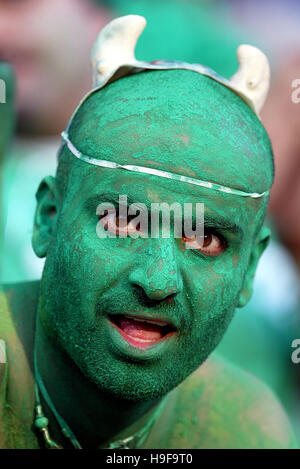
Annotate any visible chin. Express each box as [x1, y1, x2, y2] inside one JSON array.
[[102, 385, 168, 403], [76, 353, 196, 403]]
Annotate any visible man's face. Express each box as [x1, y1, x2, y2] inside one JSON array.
[[35, 71, 271, 401], [38, 140, 268, 402]]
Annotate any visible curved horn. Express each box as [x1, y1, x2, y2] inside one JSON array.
[[229, 44, 271, 114], [91, 15, 147, 87]]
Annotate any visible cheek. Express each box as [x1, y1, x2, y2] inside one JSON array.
[[49, 214, 135, 309], [185, 257, 244, 321], [181, 264, 242, 359]]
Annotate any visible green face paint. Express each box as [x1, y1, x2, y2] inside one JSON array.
[[36, 69, 272, 402], [65, 70, 273, 193]]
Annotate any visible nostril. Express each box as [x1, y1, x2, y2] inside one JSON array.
[[130, 284, 178, 307], [129, 277, 147, 294], [164, 293, 176, 305], [148, 288, 170, 301], [129, 268, 182, 301]]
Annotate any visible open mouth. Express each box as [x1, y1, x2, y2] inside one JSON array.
[[109, 314, 177, 349]]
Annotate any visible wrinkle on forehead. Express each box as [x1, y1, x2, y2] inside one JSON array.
[[68, 69, 273, 195]]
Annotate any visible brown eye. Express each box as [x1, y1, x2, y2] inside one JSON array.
[[98, 210, 142, 236], [182, 231, 226, 257]]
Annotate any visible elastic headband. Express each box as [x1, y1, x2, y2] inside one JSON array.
[[61, 131, 269, 199]]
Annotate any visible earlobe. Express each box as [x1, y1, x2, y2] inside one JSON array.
[[32, 176, 60, 258], [237, 226, 270, 308]]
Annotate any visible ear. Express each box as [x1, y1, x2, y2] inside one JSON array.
[[32, 176, 60, 258], [237, 225, 270, 308]]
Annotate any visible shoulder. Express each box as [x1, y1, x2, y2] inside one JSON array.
[[171, 353, 298, 449], [0, 281, 39, 448], [0, 339, 8, 447], [0, 281, 38, 348], [0, 285, 14, 346], [0, 280, 39, 334]]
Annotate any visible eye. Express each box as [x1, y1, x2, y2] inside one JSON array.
[[98, 209, 142, 236], [182, 231, 226, 257]]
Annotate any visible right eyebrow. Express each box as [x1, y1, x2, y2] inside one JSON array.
[[83, 191, 154, 213]]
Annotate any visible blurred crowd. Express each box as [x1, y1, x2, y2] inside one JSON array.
[[0, 0, 299, 443]]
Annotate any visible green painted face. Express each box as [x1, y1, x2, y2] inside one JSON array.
[[33, 70, 272, 402]]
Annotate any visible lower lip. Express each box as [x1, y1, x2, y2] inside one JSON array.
[[107, 318, 177, 360], [111, 320, 175, 349]]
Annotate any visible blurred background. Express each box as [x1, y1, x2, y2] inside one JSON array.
[[0, 0, 299, 444]]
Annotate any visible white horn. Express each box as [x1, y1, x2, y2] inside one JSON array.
[[229, 44, 271, 115], [91, 15, 147, 87]]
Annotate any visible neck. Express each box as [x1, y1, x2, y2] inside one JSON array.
[[35, 315, 163, 449]]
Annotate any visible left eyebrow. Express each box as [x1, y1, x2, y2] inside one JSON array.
[[203, 213, 244, 238]]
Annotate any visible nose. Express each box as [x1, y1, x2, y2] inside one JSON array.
[[129, 238, 183, 301]]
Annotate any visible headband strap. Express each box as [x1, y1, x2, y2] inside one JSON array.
[[61, 131, 269, 199]]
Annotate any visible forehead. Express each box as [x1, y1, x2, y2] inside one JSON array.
[[68, 70, 273, 195], [65, 161, 267, 240]]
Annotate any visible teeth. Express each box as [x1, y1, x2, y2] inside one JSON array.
[[124, 315, 168, 327]]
